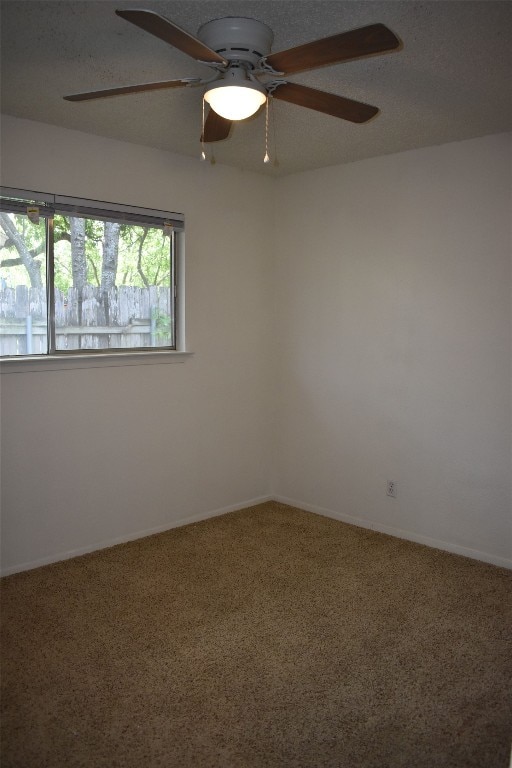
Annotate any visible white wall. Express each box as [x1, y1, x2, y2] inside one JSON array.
[[0, 116, 276, 573], [274, 133, 512, 565], [1, 119, 511, 573]]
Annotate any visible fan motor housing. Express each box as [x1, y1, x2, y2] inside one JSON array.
[[197, 17, 273, 68]]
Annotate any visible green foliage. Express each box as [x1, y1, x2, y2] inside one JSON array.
[[152, 308, 172, 340], [118, 223, 171, 288], [1, 213, 172, 292]]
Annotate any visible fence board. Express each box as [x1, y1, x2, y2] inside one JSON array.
[[1, 285, 173, 355]]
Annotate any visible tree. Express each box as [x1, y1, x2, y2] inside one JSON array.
[[1, 212, 171, 294], [69, 217, 87, 290], [0, 213, 43, 287], [101, 221, 120, 293], [98, 221, 121, 326], [136, 227, 150, 288]]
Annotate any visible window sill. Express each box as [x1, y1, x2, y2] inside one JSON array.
[[0, 350, 194, 374]]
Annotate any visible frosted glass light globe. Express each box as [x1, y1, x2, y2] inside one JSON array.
[[204, 84, 266, 121]]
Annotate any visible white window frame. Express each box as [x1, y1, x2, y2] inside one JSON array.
[[0, 188, 191, 372]]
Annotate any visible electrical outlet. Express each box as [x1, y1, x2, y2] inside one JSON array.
[[387, 481, 397, 498]]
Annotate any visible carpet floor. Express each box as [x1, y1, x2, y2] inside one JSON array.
[[1, 501, 511, 768]]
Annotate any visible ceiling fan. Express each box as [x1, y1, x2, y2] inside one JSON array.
[[64, 10, 401, 144]]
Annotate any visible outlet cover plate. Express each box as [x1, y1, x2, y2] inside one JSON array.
[[387, 481, 397, 498]]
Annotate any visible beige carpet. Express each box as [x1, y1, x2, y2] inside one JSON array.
[[1, 501, 511, 768]]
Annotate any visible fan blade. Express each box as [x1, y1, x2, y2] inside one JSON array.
[[271, 82, 378, 123], [116, 10, 227, 66], [265, 23, 400, 75], [202, 108, 233, 142], [64, 79, 196, 101]]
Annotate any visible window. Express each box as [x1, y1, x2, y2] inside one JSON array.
[[0, 189, 184, 358]]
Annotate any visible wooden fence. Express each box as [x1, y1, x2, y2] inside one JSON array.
[[0, 285, 173, 355]]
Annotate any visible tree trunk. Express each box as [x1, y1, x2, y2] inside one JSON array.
[[101, 221, 120, 292], [69, 217, 87, 290], [136, 228, 150, 288], [0, 213, 43, 287], [100, 221, 121, 327]]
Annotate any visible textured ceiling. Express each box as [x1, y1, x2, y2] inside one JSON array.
[[1, 1, 511, 176]]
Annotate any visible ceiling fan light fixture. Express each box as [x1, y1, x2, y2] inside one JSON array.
[[204, 68, 266, 121], [63, 11, 403, 150], [205, 85, 266, 120]]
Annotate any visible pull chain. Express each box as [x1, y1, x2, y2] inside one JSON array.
[[263, 97, 270, 164], [201, 97, 207, 161], [271, 96, 279, 167]]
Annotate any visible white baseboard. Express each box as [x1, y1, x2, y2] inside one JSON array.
[[0, 495, 273, 577], [3, 493, 510, 576], [274, 495, 512, 570]]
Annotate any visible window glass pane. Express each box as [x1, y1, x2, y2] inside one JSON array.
[[54, 215, 175, 351], [0, 212, 47, 356]]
